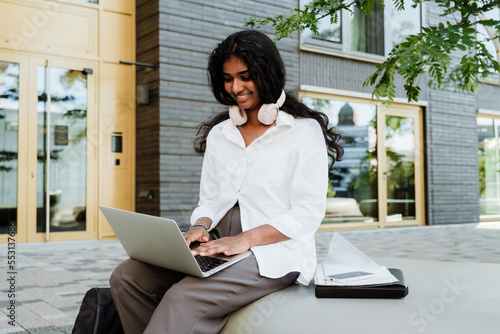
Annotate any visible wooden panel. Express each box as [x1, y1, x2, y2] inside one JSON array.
[[99, 62, 135, 238], [0, 0, 98, 59], [101, 11, 134, 62], [103, 0, 134, 14]]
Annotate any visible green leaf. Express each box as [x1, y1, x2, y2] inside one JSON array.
[[244, 0, 500, 103]]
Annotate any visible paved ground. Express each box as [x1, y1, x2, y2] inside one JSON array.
[[0, 221, 499, 333]]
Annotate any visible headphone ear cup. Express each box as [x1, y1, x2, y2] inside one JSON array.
[[257, 104, 279, 125], [229, 105, 248, 125], [257, 90, 286, 125]]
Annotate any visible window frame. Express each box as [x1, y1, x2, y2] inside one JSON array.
[[299, 2, 424, 62], [299, 88, 425, 230], [476, 7, 500, 85], [477, 108, 500, 220]]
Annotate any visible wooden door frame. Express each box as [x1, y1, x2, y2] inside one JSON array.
[[25, 55, 98, 242], [300, 91, 426, 230]]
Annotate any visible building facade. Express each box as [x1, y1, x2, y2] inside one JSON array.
[[135, 0, 499, 231], [0, 0, 136, 243], [1, 0, 499, 243]]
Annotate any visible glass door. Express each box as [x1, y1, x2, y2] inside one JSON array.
[[302, 93, 424, 229], [26, 57, 96, 242], [379, 105, 424, 227], [0, 61, 20, 236], [0, 53, 28, 243], [36, 62, 88, 235], [1, 54, 96, 243]]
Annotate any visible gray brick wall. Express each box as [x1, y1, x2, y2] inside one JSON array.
[[136, 0, 300, 225], [423, 2, 480, 224], [478, 81, 500, 110], [300, 52, 419, 99]]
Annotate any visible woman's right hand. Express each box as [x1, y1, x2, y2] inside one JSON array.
[[183, 225, 210, 246]]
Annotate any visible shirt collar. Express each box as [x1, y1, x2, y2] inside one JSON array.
[[220, 110, 294, 130], [275, 110, 294, 128], [219, 110, 294, 147]]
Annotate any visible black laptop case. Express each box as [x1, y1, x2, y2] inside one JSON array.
[[315, 268, 409, 299]]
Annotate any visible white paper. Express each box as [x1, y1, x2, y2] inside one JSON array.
[[314, 232, 399, 286]]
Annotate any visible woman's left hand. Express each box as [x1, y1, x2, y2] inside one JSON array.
[[192, 224, 289, 257], [191, 234, 251, 257]]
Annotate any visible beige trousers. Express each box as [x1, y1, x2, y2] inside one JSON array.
[[109, 206, 298, 334]]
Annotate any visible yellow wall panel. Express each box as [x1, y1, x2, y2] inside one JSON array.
[[99, 62, 135, 238], [101, 11, 134, 62], [0, 0, 98, 58], [103, 0, 134, 14]]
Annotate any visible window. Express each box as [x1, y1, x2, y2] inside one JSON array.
[[300, 1, 422, 58], [303, 96, 379, 224], [477, 7, 500, 59], [301, 12, 342, 44], [478, 114, 500, 217], [477, 7, 500, 82], [302, 94, 424, 228]]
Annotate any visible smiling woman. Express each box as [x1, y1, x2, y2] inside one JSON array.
[[222, 57, 262, 113], [109, 30, 343, 334]]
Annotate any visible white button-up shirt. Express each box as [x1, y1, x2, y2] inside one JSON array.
[[191, 111, 328, 285]]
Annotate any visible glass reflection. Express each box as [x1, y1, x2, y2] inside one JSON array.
[[300, 0, 341, 43], [350, 4, 385, 56], [385, 116, 415, 221], [303, 97, 378, 224], [300, 0, 421, 56], [37, 66, 87, 233], [350, 3, 420, 55], [478, 116, 500, 215], [476, 8, 500, 82], [388, 1, 421, 47], [0, 62, 19, 234]]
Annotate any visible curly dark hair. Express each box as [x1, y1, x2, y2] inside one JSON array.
[[194, 30, 343, 167]]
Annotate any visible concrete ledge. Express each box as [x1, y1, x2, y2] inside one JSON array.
[[221, 258, 500, 334]]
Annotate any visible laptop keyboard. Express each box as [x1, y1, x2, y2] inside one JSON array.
[[195, 255, 228, 272]]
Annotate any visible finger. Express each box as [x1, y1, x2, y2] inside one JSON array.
[[194, 241, 226, 256], [197, 240, 241, 257], [194, 226, 209, 239], [183, 233, 193, 245], [184, 229, 205, 245], [200, 231, 210, 242]]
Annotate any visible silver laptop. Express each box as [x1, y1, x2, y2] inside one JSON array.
[[100, 206, 251, 278]]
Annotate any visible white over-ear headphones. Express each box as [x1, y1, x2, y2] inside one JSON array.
[[229, 90, 286, 126]]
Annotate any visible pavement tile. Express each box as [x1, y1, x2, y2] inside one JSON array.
[[0, 328, 28, 334], [0, 222, 499, 333], [27, 326, 67, 334], [2, 304, 52, 329]]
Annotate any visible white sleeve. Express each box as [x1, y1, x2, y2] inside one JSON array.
[[267, 120, 329, 240], [190, 135, 219, 228]]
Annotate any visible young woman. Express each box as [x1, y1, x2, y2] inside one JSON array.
[[110, 29, 343, 334]]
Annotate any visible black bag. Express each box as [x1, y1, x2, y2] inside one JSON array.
[[72, 287, 124, 334]]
